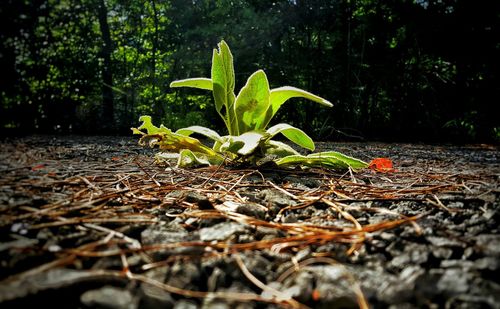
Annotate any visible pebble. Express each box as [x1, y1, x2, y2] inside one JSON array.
[[141, 222, 191, 245], [81, 286, 138, 309], [474, 234, 500, 256], [198, 222, 247, 241], [437, 268, 472, 294]]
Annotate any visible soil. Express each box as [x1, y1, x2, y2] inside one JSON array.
[[0, 135, 499, 309]]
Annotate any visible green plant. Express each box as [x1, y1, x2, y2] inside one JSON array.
[[132, 40, 367, 170]]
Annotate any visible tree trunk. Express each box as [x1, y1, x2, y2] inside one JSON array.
[[151, 0, 163, 117], [96, 0, 114, 129]]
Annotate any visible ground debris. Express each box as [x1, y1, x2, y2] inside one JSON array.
[[0, 136, 498, 308]]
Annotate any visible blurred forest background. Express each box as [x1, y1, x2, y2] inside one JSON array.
[[1, 0, 499, 142]]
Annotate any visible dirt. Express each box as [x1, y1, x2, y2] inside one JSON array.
[[0, 135, 499, 309]]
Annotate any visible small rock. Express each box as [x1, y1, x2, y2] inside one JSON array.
[[436, 268, 472, 294], [440, 259, 475, 269], [258, 189, 297, 209], [389, 254, 410, 270], [199, 222, 246, 241], [388, 243, 429, 270], [238, 253, 271, 281], [431, 246, 453, 259], [474, 234, 500, 256], [36, 228, 54, 240], [294, 247, 312, 262], [141, 222, 200, 258], [0, 237, 38, 252], [376, 266, 424, 304], [473, 257, 498, 271], [184, 191, 213, 210], [173, 300, 198, 309], [255, 226, 284, 240], [445, 294, 497, 309], [400, 265, 425, 282], [81, 286, 137, 309], [303, 265, 358, 307], [141, 222, 191, 245], [281, 270, 314, 302], [237, 234, 255, 243], [448, 201, 465, 209], [379, 232, 396, 241], [10, 222, 29, 235], [462, 247, 475, 259], [166, 261, 201, 290], [482, 209, 496, 220], [283, 176, 320, 188], [0, 268, 126, 302], [282, 213, 298, 223], [201, 298, 231, 309], [426, 236, 465, 248], [219, 200, 267, 219], [203, 282, 255, 308], [388, 303, 419, 309], [207, 267, 226, 292], [261, 281, 284, 300], [280, 285, 302, 299], [140, 267, 174, 309]]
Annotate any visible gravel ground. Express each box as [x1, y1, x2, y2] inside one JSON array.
[[0, 135, 498, 308]]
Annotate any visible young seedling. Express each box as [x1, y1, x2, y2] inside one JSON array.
[[132, 40, 367, 170]]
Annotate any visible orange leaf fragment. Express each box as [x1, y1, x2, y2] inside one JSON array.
[[31, 164, 46, 171], [368, 158, 395, 172], [312, 289, 321, 301]]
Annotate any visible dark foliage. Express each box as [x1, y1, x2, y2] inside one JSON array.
[[1, 0, 498, 142]]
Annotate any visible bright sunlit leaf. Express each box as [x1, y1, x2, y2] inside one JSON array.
[[234, 70, 270, 132], [266, 123, 315, 151], [169, 78, 213, 90]]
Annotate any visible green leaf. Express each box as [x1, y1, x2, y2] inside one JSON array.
[[178, 149, 210, 167], [234, 70, 270, 133], [170, 78, 213, 91], [211, 40, 237, 134], [133, 115, 170, 135], [219, 131, 264, 156], [263, 87, 333, 128], [219, 41, 235, 94], [308, 151, 368, 169], [177, 149, 224, 168], [275, 151, 368, 170], [175, 125, 222, 142], [262, 140, 300, 157], [266, 123, 315, 151]]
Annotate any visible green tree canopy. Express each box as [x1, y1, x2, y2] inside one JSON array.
[[1, 0, 498, 142]]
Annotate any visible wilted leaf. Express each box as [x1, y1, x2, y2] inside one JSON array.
[[131, 116, 222, 160]]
